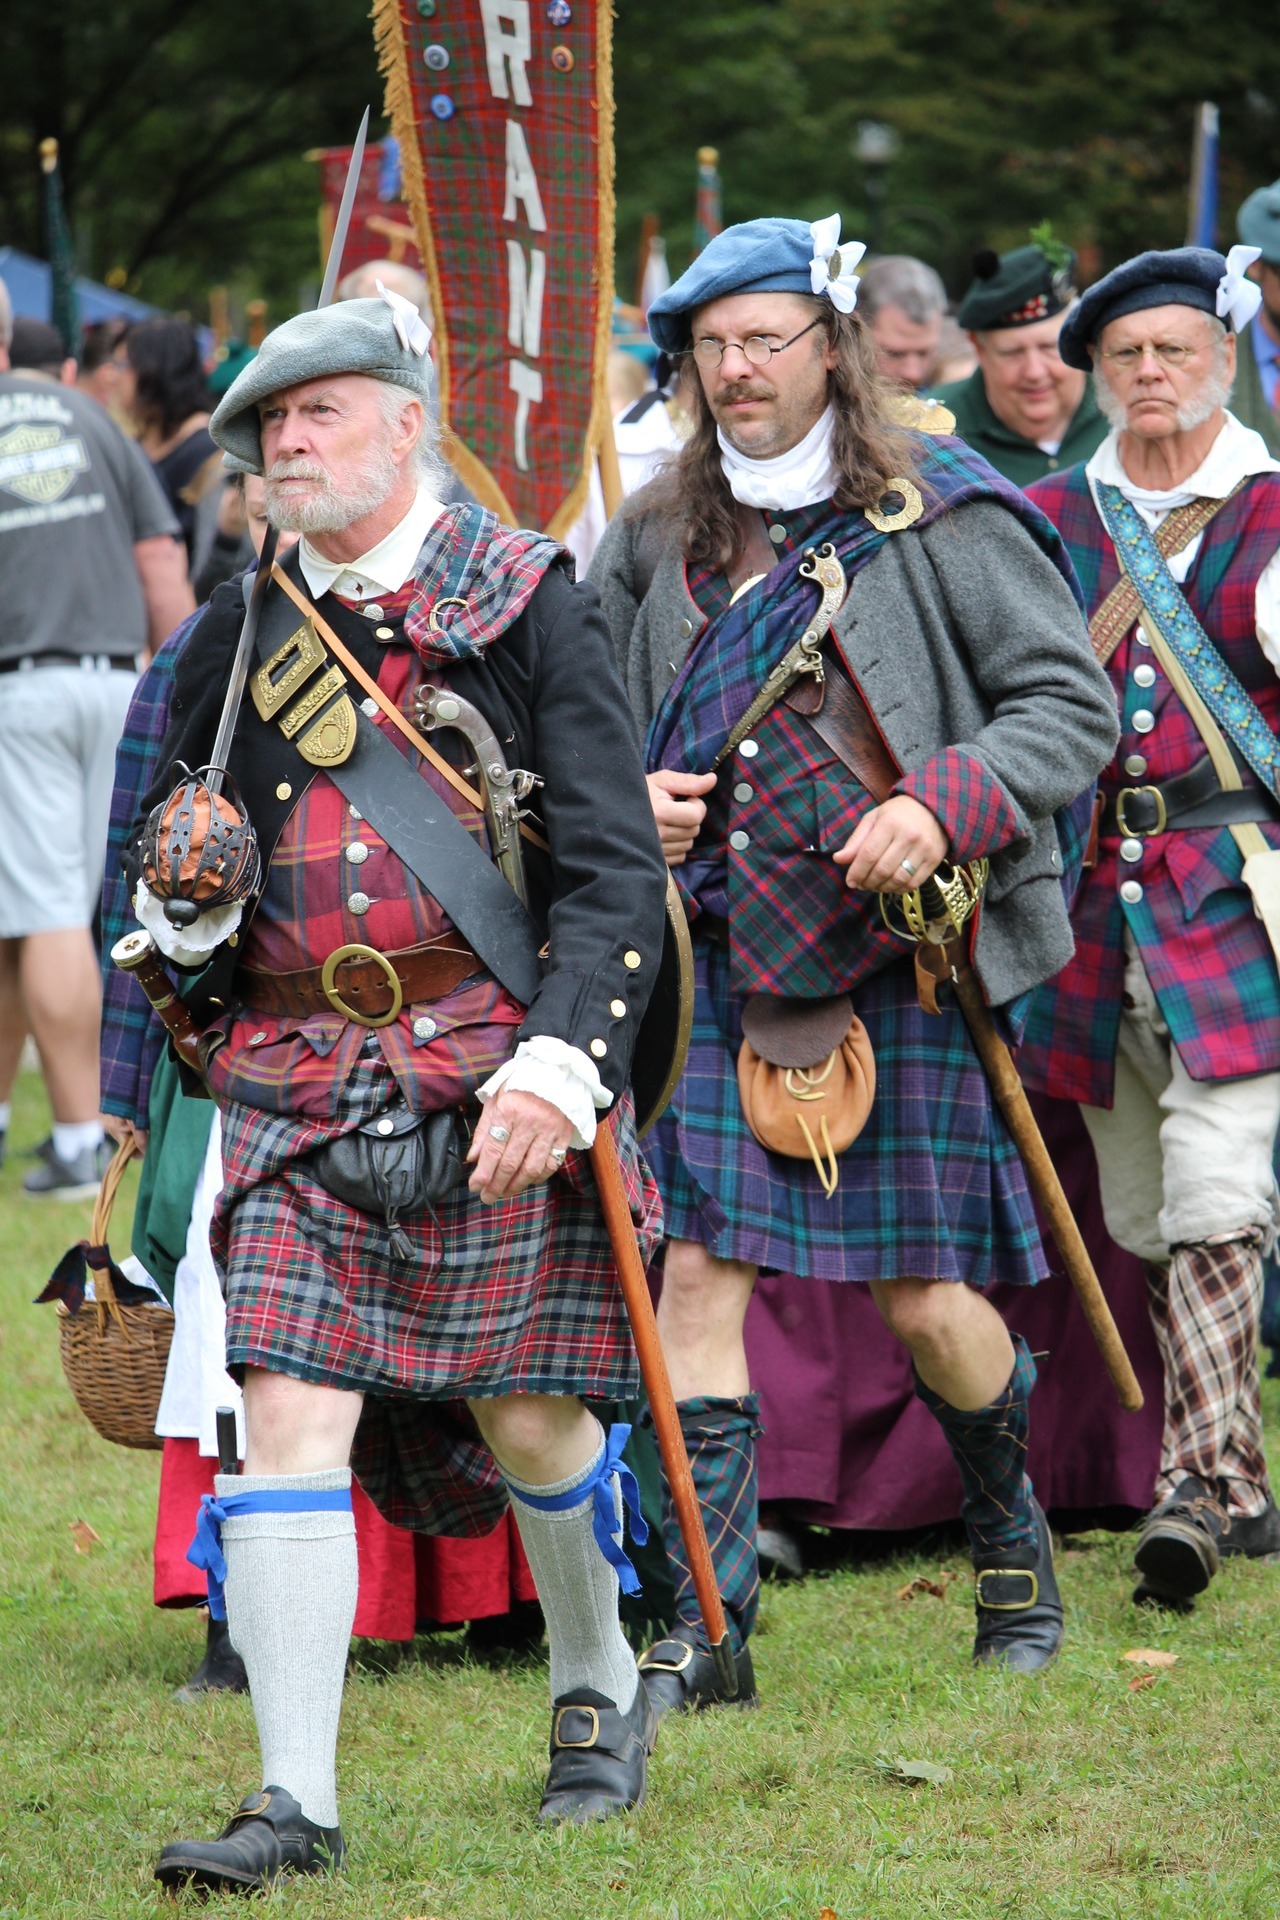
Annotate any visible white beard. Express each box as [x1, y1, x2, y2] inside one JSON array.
[[264, 438, 400, 533]]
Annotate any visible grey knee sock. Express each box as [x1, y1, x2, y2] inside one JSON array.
[[502, 1428, 640, 1711], [218, 1468, 357, 1828]]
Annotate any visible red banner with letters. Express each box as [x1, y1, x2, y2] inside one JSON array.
[[375, 0, 614, 534], [310, 138, 423, 279]]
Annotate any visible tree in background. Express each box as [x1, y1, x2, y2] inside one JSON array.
[[1, 0, 1278, 316]]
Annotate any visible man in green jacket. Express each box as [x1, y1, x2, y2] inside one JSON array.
[[934, 231, 1107, 487], [1234, 180, 1280, 457]]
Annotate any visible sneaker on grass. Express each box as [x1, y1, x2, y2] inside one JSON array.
[[22, 1138, 109, 1202]]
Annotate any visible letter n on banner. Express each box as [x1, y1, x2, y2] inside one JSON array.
[[375, 0, 615, 536]]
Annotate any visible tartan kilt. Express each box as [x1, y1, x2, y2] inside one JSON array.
[[646, 939, 1044, 1289], [211, 1059, 660, 1537]]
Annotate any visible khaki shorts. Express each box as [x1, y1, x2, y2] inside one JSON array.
[[0, 661, 137, 937]]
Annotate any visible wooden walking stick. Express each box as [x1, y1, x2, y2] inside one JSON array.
[[902, 868, 1143, 1414], [589, 1125, 738, 1698]]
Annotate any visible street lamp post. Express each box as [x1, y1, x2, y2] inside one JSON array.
[[853, 120, 899, 254]]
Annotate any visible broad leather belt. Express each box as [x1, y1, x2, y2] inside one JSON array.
[[1099, 753, 1280, 837], [236, 934, 481, 1027]]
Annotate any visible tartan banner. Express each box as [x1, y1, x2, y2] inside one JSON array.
[[376, 0, 615, 535], [310, 137, 423, 278]]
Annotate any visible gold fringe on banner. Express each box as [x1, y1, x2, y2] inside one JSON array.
[[371, 0, 616, 538]]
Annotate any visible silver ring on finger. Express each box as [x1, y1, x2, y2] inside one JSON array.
[[550, 1146, 567, 1165], [488, 1124, 511, 1144], [900, 858, 917, 877]]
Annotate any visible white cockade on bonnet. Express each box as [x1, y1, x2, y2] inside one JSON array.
[[808, 214, 867, 315], [1216, 245, 1264, 332], [376, 279, 432, 357]]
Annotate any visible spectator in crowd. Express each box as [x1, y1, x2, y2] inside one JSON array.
[[934, 232, 1107, 486], [0, 274, 193, 1193], [337, 257, 434, 324], [9, 316, 77, 385], [858, 254, 947, 391], [78, 318, 129, 421], [115, 318, 221, 575], [1234, 179, 1280, 456], [928, 315, 979, 387]]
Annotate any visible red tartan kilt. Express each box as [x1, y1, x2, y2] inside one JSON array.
[[210, 1097, 660, 1537]]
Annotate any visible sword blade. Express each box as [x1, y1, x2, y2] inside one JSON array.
[[205, 522, 280, 788], [317, 105, 370, 308]]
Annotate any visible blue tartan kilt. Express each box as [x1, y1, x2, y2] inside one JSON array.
[[647, 939, 1045, 1288]]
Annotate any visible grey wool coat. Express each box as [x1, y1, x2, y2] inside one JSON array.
[[589, 491, 1120, 1007]]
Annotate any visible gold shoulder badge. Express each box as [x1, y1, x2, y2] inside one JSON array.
[[885, 392, 956, 436], [296, 694, 357, 766]]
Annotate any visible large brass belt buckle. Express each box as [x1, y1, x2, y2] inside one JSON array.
[[1115, 786, 1167, 837], [320, 943, 403, 1028]]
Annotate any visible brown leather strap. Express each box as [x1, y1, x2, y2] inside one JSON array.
[[1089, 485, 1246, 667], [270, 564, 551, 855], [783, 649, 900, 802], [237, 935, 481, 1020], [727, 505, 783, 597]]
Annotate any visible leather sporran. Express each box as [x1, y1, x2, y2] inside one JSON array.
[[307, 1102, 470, 1259], [736, 994, 875, 1197]]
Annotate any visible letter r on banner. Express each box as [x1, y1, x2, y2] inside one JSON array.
[[480, 0, 533, 106]]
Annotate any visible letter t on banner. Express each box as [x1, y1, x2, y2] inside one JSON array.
[[376, 0, 616, 536]]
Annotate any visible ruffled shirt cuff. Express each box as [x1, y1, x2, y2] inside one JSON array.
[[477, 1035, 614, 1149], [134, 881, 243, 969]]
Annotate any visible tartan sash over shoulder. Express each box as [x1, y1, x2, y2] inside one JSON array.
[[1094, 480, 1280, 796], [645, 435, 1081, 781]]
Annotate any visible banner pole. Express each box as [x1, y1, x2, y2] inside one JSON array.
[[597, 414, 624, 519]]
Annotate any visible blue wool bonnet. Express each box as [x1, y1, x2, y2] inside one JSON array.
[[1058, 248, 1236, 371], [648, 218, 826, 354]]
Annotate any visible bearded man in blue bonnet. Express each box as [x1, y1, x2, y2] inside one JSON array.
[[590, 214, 1119, 1706]]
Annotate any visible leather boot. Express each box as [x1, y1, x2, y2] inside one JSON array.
[[173, 1612, 249, 1702], [972, 1498, 1064, 1671], [1133, 1474, 1227, 1606], [638, 1628, 759, 1715]]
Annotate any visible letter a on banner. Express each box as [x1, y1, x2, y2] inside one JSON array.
[[375, 0, 615, 536]]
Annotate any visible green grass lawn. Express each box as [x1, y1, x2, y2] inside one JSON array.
[[3, 1063, 1279, 1919]]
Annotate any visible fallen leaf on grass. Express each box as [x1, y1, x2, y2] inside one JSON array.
[[70, 1520, 102, 1553], [1123, 1648, 1178, 1669], [1128, 1673, 1159, 1693], [895, 1571, 956, 1602], [819, 1909, 838, 1918], [889, 1756, 953, 1786]]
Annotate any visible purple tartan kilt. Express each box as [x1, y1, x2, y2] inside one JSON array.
[[211, 1088, 659, 1537], [646, 939, 1045, 1289]]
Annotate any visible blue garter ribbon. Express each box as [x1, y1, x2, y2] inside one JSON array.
[[506, 1423, 649, 1596], [186, 1488, 353, 1621]]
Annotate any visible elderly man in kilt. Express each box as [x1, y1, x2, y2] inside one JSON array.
[[125, 293, 671, 1892], [1021, 246, 1280, 1608], [589, 214, 1118, 1703]]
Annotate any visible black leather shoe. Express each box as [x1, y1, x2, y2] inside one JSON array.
[[538, 1685, 657, 1825], [1133, 1475, 1226, 1604], [1219, 1496, 1280, 1561], [154, 1786, 345, 1892], [173, 1614, 249, 1702], [637, 1629, 759, 1714], [972, 1499, 1064, 1672]]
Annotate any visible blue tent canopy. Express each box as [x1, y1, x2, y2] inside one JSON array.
[[0, 246, 160, 330]]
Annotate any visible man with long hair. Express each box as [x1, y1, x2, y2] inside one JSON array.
[[590, 215, 1118, 1705]]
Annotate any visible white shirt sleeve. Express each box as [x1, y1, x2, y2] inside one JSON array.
[[1256, 546, 1280, 680], [134, 881, 243, 968], [476, 1034, 614, 1149]]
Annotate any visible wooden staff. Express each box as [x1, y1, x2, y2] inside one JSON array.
[[946, 953, 1144, 1411], [589, 1126, 738, 1698]]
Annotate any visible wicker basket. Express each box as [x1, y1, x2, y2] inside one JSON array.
[[57, 1138, 175, 1451]]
